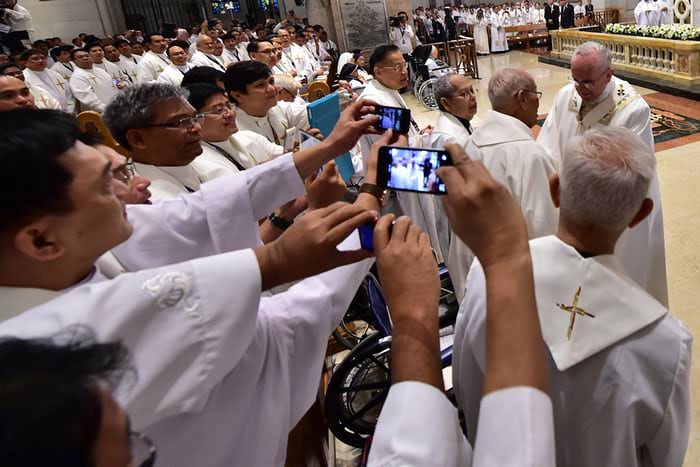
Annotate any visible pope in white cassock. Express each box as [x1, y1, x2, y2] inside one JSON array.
[[635, 0, 661, 25], [449, 68, 558, 301], [537, 41, 668, 306], [0, 106, 382, 467], [454, 127, 691, 467], [359, 45, 449, 262]]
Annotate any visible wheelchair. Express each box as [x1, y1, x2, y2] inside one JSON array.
[[410, 45, 454, 111], [324, 263, 459, 449]]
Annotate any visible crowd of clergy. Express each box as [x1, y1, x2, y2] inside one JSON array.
[[0, 1, 694, 465], [634, 0, 675, 26]]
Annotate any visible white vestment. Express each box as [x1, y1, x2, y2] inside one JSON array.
[[29, 84, 60, 109], [474, 19, 491, 54], [189, 50, 226, 72], [235, 102, 309, 147], [537, 77, 668, 306], [490, 13, 509, 52], [133, 162, 211, 201], [453, 235, 692, 467], [429, 111, 473, 148], [657, 0, 673, 24], [358, 79, 448, 263], [50, 61, 74, 81], [389, 25, 415, 54], [157, 63, 193, 87], [138, 51, 170, 83], [192, 131, 283, 180], [448, 110, 558, 301], [368, 383, 556, 467], [290, 43, 315, 80], [116, 56, 140, 84], [0, 153, 374, 467], [23, 68, 74, 113], [635, 0, 661, 25], [222, 47, 241, 65], [69, 66, 118, 113], [94, 60, 124, 83]]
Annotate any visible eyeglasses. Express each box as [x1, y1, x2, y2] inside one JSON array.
[[451, 87, 479, 98], [203, 102, 235, 117], [113, 157, 136, 183], [142, 114, 205, 130], [569, 69, 609, 89], [380, 63, 409, 72], [519, 89, 543, 99], [130, 431, 157, 467]]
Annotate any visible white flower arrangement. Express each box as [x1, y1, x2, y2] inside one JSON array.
[[605, 22, 700, 40]]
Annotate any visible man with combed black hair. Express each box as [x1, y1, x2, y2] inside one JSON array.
[[158, 40, 193, 87], [180, 65, 225, 89], [247, 39, 278, 68], [68, 47, 118, 112], [20, 47, 74, 113], [137, 34, 170, 83], [226, 60, 309, 148], [0, 104, 385, 466], [49, 44, 74, 81], [0, 74, 35, 110]]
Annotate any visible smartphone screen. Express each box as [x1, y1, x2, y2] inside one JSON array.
[[377, 146, 453, 195], [374, 105, 411, 134]]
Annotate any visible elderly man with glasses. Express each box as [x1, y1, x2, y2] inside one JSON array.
[[430, 73, 479, 148], [447, 67, 558, 300], [537, 41, 667, 307], [103, 83, 210, 201]]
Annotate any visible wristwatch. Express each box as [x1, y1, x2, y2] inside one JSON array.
[[268, 212, 294, 230], [358, 183, 386, 203]]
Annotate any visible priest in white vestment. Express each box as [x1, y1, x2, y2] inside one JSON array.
[[453, 127, 691, 467], [137, 34, 170, 83], [490, 7, 509, 52], [0, 105, 383, 467], [474, 12, 491, 54], [359, 45, 447, 262], [635, 0, 661, 25], [537, 41, 667, 305], [227, 61, 309, 148], [88, 44, 129, 90], [157, 43, 193, 87], [49, 45, 75, 81], [104, 43, 139, 85], [189, 34, 227, 72], [68, 48, 118, 113], [448, 68, 558, 301], [656, 0, 673, 24], [21, 48, 74, 113]]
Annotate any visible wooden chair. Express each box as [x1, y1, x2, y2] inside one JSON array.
[[306, 81, 331, 102], [76, 111, 130, 157]]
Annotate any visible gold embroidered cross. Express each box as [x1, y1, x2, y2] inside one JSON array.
[[54, 79, 64, 91], [87, 75, 98, 85], [556, 286, 595, 340]]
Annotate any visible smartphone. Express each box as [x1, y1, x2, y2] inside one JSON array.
[[358, 223, 375, 251], [377, 146, 453, 195], [283, 127, 298, 152], [374, 105, 411, 134]]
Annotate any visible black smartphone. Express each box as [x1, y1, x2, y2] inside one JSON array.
[[377, 146, 453, 195], [374, 105, 411, 134]]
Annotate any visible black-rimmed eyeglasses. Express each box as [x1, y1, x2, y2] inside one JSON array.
[[130, 431, 157, 467], [141, 114, 205, 130]]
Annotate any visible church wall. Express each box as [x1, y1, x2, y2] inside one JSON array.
[[22, 0, 126, 40]]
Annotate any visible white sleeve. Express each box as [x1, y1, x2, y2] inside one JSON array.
[[535, 90, 563, 165], [138, 60, 158, 83], [1, 249, 262, 429], [368, 381, 473, 467], [473, 387, 556, 467], [513, 145, 559, 239], [69, 74, 105, 112], [251, 131, 284, 158], [113, 154, 304, 270], [645, 324, 692, 467], [4, 5, 31, 21]]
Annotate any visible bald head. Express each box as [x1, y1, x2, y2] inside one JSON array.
[[0, 76, 35, 111], [197, 34, 215, 53], [487, 67, 540, 127]]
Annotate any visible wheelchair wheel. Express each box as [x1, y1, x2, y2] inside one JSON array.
[[332, 279, 376, 350], [418, 79, 439, 110], [412, 76, 425, 97], [325, 332, 392, 448]]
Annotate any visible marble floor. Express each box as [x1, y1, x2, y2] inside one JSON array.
[[404, 50, 700, 467]]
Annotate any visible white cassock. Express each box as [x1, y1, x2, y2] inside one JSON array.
[[29, 84, 61, 110], [359, 79, 448, 263], [490, 13, 509, 52], [23, 68, 74, 113], [157, 63, 193, 87], [222, 47, 241, 65], [116, 56, 140, 84], [235, 102, 309, 148], [448, 110, 558, 301], [453, 234, 692, 467], [237, 43, 250, 61], [192, 131, 284, 179], [531, 7, 545, 22], [0, 154, 374, 467], [272, 52, 299, 77], [50, 61, 74, 81], [94, 60, 125, 84], [474, 18, 491, 54], [69, 66, 118, 113], [368, 383, 556, 467], [133, 162, 212, 201], [189, 50, 227, 72], [290, 43, 316, 80], [138, 50, 171, 83], [537, 76, 668, 306], [657, 0, 673, 24], [635, 0, 660, 25]]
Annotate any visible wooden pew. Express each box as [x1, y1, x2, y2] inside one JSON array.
[[505, 23, 549, 50]]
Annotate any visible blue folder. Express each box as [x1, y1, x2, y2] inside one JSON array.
[[306, 92, 355, 181]]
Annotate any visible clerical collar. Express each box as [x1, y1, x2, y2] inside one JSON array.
[[457, 116, 472, 134]]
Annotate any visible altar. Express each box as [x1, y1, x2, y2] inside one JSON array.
[[549, 28, 700, 86]]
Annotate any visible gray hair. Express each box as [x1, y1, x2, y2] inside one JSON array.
[[487, 67, 535, 111], [573, 41, 612, 70], [274, 73, 301, 93], [434, 72, 458, 112], [103, 83, 189, 150], [559, 127, 655, 232]]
